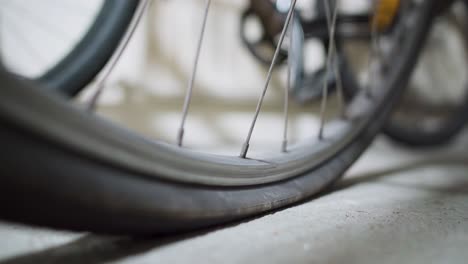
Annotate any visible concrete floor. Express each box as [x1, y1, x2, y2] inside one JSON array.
[[1, 135, 468, 264]]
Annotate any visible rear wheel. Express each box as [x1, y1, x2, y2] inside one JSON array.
[[333, 0, 466, 147], [383, 1, 468, 146], [0, 0, 139, 96]]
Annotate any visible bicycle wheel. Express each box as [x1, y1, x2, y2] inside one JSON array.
[[0, 0, 139, 97], [0, 0, 436, 235], [383, 1, 468, 146], [333, 0, 466, 147]]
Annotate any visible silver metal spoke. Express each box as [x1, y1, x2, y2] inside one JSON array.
[[87, 0, 152, 111], [318, 0, 339, 140], [282, 12, 296, 153], [334, 55, 345, 117], [240, 0, 297, 158], [177, 0, 212, 147], [366, 3, 382, 97], [323, 0, 345, 118]]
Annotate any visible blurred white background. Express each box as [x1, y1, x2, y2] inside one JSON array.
[[1, 0, 466, 155]]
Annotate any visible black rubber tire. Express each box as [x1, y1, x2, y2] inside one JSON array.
[[335, 0, 466, 147], [0, 0, 436, 235], [37, 0, 139, 97], [382, 1, 468, 147], [384, 92, 468, 147]]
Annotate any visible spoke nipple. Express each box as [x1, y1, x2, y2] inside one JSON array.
[[177, 128, 185, 147], [281, 140, 288, 153], [318, 129, 324, 141], [87, 102, 97, 113], [240, 143, 250, 159], [87, 84, 104, 112]]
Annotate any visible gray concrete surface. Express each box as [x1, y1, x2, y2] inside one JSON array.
[[1, 135, 467, 264]]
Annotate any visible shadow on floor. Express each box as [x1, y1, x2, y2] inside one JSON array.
[[334, 155, 468, 192], [0, 233, 198, 264], [1, 155, 467, 264]]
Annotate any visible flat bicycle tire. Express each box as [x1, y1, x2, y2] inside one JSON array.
[[0, 0, 436, 235]]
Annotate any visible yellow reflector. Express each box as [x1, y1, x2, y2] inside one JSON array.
[[373, 0, 400, 31]]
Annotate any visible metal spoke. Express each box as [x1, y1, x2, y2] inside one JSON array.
[[240, 0, 297, 158], [318, 0, 339, 140], [281, 82, 290, 152], [87, 0, 152, 111], [334, 54, 345, 117], [323, 0, 345, 118], [282, 11, 296, 153], [366, 3, 382, 97], [177, 0, 212, 147]]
